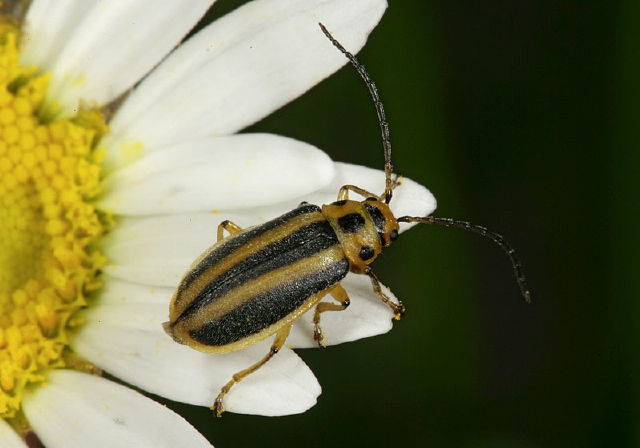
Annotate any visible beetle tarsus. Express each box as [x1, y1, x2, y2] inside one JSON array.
[[391, 302, 406, 320], [313, 326, 327, 349], [211, 378, 235, 417], [212, 398, 225, 418]]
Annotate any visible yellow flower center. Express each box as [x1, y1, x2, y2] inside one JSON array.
[[0, 25, 107, 419]]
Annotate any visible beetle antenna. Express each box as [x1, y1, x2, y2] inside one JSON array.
[[397, 216, 531, 303], [319, 22, 395, 204]]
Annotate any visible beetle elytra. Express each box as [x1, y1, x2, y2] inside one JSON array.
[[163, 23, 530, 417]]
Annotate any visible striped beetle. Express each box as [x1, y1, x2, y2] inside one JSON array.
[[163, 23, 531, 417]]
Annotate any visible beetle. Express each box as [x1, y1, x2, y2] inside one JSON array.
[[163, 23, 530, 417]]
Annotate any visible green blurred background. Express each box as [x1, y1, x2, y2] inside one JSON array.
[[160, 1, 640, 447]]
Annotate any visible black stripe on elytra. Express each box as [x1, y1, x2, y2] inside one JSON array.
[[177, 219, 341, 320], [179, 203, 321, 291], [337, 213, 366, 234], [189, 257, 350, 346]]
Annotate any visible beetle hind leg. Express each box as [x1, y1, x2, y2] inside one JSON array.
[[212, 324, 292, 417], [313, 284, 351, 349]]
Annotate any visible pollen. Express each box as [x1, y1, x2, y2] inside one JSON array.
[[0, 25, 107, 419]]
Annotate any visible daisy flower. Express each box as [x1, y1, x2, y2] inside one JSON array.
[[0, 0, 436, 446]]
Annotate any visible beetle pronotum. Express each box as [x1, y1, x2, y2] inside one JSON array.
[[163, 23, 530, 417]]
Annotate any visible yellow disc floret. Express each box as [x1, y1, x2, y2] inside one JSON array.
[[0, 25, 107, 419]]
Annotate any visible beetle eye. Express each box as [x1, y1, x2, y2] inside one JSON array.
[[389, 229, 399, 242], [359, 245, 375, 261], [366, 197, 378, 202]]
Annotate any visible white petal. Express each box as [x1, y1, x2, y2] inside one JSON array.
[[98, 134, 334, 215], [102, 212, 308, 287], [288, 273, 398, 348], [103, 0, 387, 170], [99, 206, 327, 286], [102, 213, 228, 286], [91, 274, 174, 305], [21, 0, 214, 117], [0, 419, 26, 448], [20, 0, 95, 69], [72, 285, 320, 416], [101, 163, 435, 286], [229, 161, 437, 225], [22, 370, 212, 448], [307, 162, 438, 224]]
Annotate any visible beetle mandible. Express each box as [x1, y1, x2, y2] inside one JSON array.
[[163, 23, 531, 417]]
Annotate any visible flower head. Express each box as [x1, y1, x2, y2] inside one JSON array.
[[0, 25, 106, 417], [0, 0, 435, 446]]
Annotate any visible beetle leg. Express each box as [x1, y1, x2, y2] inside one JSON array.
[[216, 220, 243, 242], [337, 184, 381, 201], [212, 324, 292, 417], [313, 284, 351, 349], [365, 268, 405, 320]]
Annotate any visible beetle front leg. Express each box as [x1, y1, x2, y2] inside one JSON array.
[[216, 220, 243, 242], [365, 268, 405, 320], [337, 184, 381, 201], [313, 284, 351, 349], [212, 324, 293, 417]]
